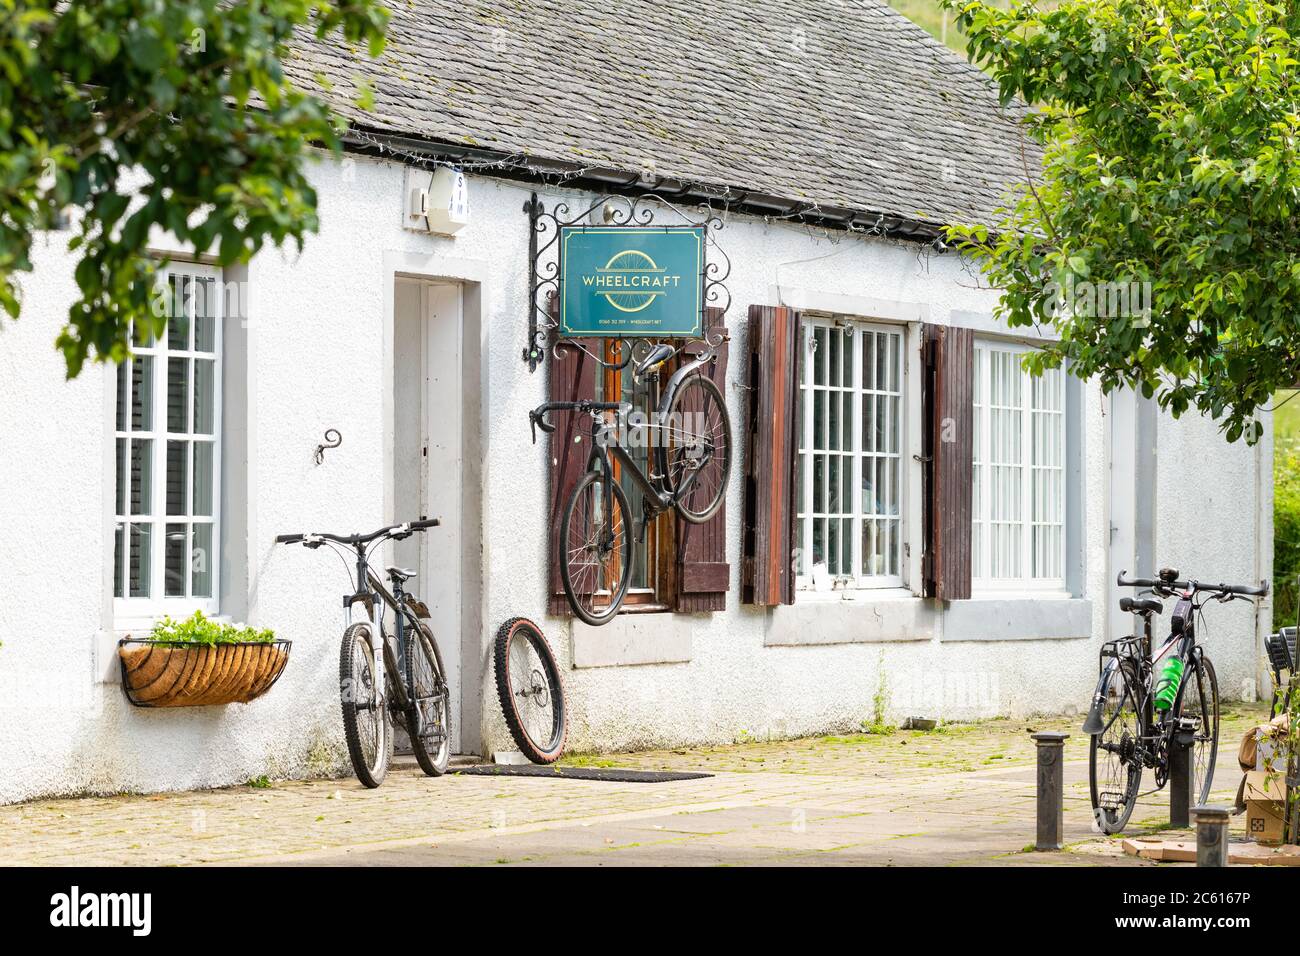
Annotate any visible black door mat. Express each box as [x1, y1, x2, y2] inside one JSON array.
[[452, 765, 713, 783]]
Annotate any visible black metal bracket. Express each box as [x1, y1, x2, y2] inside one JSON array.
[[522, 191, 732, 373]]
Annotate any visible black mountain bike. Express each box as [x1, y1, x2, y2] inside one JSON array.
[[1084, 567, 1268, 833], [275, 519, 450, 788], [530, 340, 730, 626]]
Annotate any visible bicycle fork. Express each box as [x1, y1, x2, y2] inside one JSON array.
[[345, 596, 388, 712]]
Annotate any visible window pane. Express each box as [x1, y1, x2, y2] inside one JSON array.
[[166, 440, 188, 516], [130, 438, 153, 515], [116, 364, 128, 431], [192, 523, 213, 598], [829, 390, 840, 450], [194, 278, 217, 352], [131, 356, 154, 432], [813, 455, 826, 513], [828, 516, 841, 575], [114, 524, 125, 598], [115, 437, 127, 516], [193, 441, 214, 516], [129, 523, 152, 598], [828, 330, 841, 387], [165, 523, 187, 598], [194, 359, 215, 434], [168, 275, 190, 350], [814, 391, 826, 450], [167, 358, 190, 433], [862, 331, 875, 390]]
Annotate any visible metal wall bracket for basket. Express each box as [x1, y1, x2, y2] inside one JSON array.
[[522, 191, 732, 373], [117, 639, 292, 708]]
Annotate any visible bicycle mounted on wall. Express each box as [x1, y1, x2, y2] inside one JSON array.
[[1084, 567, 1268, 834], [522, 192, 734, 625]]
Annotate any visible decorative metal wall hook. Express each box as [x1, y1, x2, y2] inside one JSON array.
[[314, 428, 342, 466]]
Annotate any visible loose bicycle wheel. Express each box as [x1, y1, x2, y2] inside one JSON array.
[[1175, 653, 1219, 805], [663, 373, 731, 524], [405, 619, 451, 776], [494, 617, 567, 763], [339, 622, 392, 788], [560, 470, 633, 626], [1088, 660, 1142, 834]]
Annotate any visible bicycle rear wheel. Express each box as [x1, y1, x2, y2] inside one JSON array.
[[340, 622, 392, 788], [494, 617, 567, 764], [560, 470, 633, 626], [1089, 660, 1142, 834], [405, 620, 451, 776], [663, 373, 731, 524], [1176, 653, 1220, 804]]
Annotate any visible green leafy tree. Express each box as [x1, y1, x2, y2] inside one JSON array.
[[1, 0, 388, 376], [942, 0, 1300, 442]]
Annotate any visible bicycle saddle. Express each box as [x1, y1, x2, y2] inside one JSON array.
[[1119, 596, 1162, 615], [635, 343, 675, 376], [386, 566, 417, 583]]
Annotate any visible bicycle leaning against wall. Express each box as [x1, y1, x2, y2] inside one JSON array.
[[275, 519, 450, 787], [1084, 568, 1268, 833], [530, 339, 731, 626]]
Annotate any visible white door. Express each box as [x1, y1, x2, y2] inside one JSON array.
[[1109, 389, 1137, 643], [394, 279, 464, 753]]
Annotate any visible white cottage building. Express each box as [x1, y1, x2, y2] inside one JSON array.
[[0, 0, 1273, 801]]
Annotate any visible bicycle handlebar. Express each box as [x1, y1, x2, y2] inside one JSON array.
[[1116, 569, 1268, 597], [275, 518, 440, 547], [529, 401, 628, 444]]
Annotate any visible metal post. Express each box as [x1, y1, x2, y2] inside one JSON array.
[[1192, 805, 1230, 867], [1169, 728, 1194, 828], [1031, 732, 1069, 850]]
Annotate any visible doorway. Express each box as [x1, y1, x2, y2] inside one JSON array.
[[393, 278, 479, 755], [1108, 388, 1157, 642]]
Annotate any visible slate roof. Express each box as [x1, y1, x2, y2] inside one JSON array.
[[287, 0, 1031, 230]]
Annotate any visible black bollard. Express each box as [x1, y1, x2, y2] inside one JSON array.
[[1192, 805, 1230, 867], [1031, 732, 1069, 850], [1169, 727, 1194, 828]]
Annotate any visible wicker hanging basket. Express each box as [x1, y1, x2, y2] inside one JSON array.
[[118, 639, 292, 708]]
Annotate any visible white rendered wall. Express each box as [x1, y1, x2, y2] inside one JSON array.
[[0, 151, 1270, 801]]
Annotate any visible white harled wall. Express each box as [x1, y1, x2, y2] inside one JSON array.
[[0, 150, 1270, 802]]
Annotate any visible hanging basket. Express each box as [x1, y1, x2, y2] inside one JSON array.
[[118, 639, 292, 708]]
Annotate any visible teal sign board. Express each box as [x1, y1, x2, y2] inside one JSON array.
[[559, 226, 704, 337]]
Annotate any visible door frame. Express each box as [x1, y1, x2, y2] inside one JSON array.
[[383, 256, 487, 757]]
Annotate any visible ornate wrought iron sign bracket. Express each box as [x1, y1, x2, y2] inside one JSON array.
[[522, 191, 732, 373]]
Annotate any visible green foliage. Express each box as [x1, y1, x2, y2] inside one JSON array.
[[0, 0, 389, 377], [941, 0, 1300, 442], [863, 652, 897, 735], [1275, 449, 1300, 627], [149, 610, 275, 645]]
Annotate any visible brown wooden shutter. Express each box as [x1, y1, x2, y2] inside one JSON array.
[[676, 307, 730, 612], [547, 319, 599, 616], [922, 324, 974, 601], [742, 304, 800, 606]]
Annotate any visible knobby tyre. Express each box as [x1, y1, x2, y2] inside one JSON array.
[[405, 619, 452, 776], [560, 470, 633, 626], [494, 617, 568, 764], [340, 622, 392, 788], [1175, 653, 1219, 805]]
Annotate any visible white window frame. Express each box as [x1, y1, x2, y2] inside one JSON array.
[[971, 340, 1065, 593], [796, 316, 906, 591], [113, 261, 223, 624]]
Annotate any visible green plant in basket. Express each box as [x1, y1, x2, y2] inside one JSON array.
[[149, 610, 275, 646]]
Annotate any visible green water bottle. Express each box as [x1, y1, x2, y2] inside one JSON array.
[[1153, 653, 1184, 711]]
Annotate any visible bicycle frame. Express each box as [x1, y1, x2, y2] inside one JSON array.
[[342, 555, 419, 716]]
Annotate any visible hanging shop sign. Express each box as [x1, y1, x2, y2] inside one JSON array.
[[558, 225, 705, 338]]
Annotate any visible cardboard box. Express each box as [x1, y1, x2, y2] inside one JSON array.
[[1244, 770, 1288, 845]]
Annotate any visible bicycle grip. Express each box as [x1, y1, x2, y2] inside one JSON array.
[[275, 533, 304, 544], [409, 518, 441, 530]]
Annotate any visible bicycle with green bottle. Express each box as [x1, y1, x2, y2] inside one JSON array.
[[1083, 568, 1269, 834]]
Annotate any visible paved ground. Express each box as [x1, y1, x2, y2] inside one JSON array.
[[0, 703, 1271, 866]]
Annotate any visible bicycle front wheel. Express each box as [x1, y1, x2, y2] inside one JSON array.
[[663, 372, 731, 524], [340, 622, 392, 788], [405, 620, 451, 776], [1176, 653, 1220, 805], [560, 470, 633, 627], [494, 617, 567, 763], [1089, 660, 1142, 834]]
